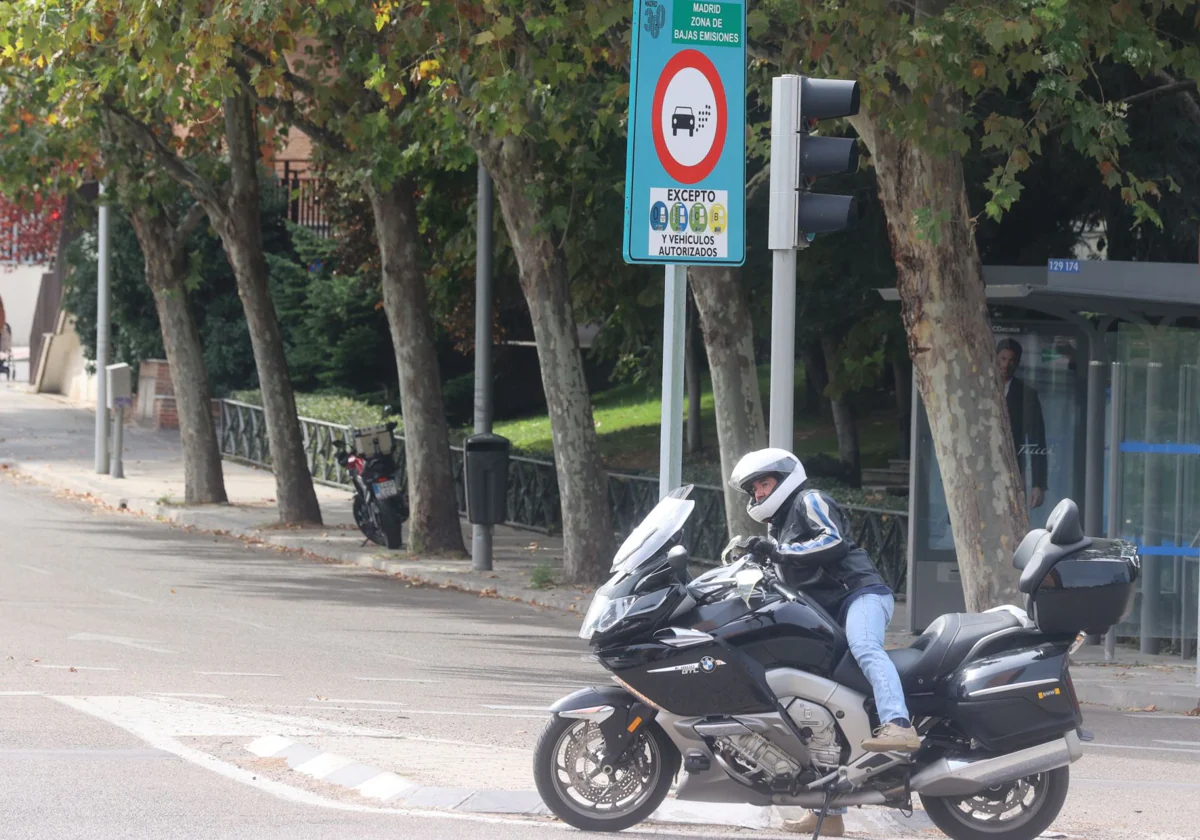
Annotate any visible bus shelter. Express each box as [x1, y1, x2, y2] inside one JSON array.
[[879, 260, 1200, 663]]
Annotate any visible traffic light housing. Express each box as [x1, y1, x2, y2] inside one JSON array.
[[796, 76, 860, 237]]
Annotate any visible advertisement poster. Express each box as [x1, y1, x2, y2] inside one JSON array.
[[920, 325, 1085, 554]]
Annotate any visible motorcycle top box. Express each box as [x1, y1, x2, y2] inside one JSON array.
[[537, 492, 1133, 840], [1014, 497, 1140, 636]]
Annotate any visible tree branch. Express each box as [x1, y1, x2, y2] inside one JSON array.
[[102, 98, 224, 214], [1121, 78, 1197, 108], [228, 60, 351, 155], [171, 201, 208, 256], [1152, 71, 1200, 126]]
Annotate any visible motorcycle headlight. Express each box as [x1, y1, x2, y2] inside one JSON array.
[[579, 595, 637, 641]]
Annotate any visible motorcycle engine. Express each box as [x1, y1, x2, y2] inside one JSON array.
[[785, 699, 843, 770], [715, 731, 803, 783]]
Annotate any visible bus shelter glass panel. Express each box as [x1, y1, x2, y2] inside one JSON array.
[[909, 322, 1086, 630], [1113, 326, 1200, 657]]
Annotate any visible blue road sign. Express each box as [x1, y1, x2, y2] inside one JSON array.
[[622, 0, 746, 266]]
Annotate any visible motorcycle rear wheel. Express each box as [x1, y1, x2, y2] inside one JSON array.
[[534, 715, 679, 832], [920, 766, 1069, 840]]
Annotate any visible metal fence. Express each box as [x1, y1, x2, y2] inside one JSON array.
[[216, 399, 907, 585]]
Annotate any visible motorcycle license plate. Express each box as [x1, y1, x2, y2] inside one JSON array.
[[373, 479, 398, 499]]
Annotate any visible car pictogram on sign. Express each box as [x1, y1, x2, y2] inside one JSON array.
[[672, 106, 695, 137]]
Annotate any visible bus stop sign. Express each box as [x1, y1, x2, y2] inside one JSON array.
[[622, 0, 746, 266]]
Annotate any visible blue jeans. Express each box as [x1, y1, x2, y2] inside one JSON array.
[[819, 592, 910, 817], [845, 592, 909, 725]]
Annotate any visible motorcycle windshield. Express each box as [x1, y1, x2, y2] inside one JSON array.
[[610, 484, 695, 574]]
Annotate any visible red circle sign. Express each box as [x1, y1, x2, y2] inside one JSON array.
[[652, 50, 728, 185]]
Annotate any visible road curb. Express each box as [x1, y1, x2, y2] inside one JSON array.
[[1073, 675, 1200, 715]]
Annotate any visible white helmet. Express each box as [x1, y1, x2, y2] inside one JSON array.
[[728, 448, 808, 523]]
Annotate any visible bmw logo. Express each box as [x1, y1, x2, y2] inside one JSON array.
[[699, 656, 716, 673]]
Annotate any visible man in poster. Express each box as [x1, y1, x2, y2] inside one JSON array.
[[996, 337, 1048, 510]]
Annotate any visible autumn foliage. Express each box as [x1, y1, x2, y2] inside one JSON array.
[[0, 193, 64, 265]]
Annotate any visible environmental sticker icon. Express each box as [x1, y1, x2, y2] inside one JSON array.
[[709, 203, 727, 234], [650, 201, 669, 231], [643, 0, 666, 39], [689, 203, 708, 232], [669, 202, 689, 232]]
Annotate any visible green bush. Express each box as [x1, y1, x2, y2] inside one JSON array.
[[229, 389, 402, 432]]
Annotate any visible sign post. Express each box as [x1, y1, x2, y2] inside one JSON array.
[[625, 0, 746, 498]]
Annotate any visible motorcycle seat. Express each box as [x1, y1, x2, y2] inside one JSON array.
[[834, 610, 1027, 697]]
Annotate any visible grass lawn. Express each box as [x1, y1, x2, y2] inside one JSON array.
[[454, 364, 900, 486]]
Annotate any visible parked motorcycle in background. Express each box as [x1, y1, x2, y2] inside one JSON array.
[[333, 411, 408, 550]]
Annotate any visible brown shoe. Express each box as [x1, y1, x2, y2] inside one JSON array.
[[861, 722, 921, 753], [783, 812, 844, 837]]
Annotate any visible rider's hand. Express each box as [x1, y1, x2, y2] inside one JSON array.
[[743, 536, 780, 561]]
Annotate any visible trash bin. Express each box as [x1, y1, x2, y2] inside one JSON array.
[[464, 433, 511, 525]]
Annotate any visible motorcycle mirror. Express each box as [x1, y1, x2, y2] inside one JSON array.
[[383, 404, 393, 418], [666, 545, 689, 578], [734, 568, 763, 605], [332, 439, 346, 450]]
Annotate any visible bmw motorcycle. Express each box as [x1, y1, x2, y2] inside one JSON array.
[[535, 486, 1139, 840], [332, 421, 408, 550]]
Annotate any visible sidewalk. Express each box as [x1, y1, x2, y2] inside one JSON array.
[[2, 382, 1197, 714]]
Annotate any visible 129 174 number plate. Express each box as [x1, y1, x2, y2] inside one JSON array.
[[373, 479, 398, 499]]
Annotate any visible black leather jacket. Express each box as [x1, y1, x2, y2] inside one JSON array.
[[767, 485, 889, 622]]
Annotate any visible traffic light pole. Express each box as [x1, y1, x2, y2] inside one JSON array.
[[767, 76, 801, 451], [766, 73, 860, 453]]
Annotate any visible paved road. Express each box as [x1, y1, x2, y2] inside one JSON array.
[[2, 472, 1199, 840]]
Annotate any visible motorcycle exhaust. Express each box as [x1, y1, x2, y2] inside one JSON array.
[[909, 730, 1083, 797]]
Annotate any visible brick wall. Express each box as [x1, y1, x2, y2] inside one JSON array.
[[152, 395, 225, 434]]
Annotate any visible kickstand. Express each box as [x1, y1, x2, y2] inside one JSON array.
[[360, 536, 371, 548], [810, 789, 835, 840]]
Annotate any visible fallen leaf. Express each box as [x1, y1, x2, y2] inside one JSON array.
[[316, 695, 327, 700], [170, 589, 177, 594], [69, 667, 77, 673], [1128, 704, 1158, 713], [1186, 705, 1200, 717]]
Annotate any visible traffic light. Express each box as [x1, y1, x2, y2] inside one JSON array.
[[796, 76, 860, 237]]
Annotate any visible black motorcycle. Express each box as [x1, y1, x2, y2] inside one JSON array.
[[332, 420, 408, 550], [535, 486, 1139, 840]]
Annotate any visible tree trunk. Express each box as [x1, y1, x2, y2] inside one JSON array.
[[800, 342, 829, 419], [211, 93, 322, 525], [477, 138, 612, 583], [820, 333, 861, 483], [685, 291, 703, 455], [126, 201, 227, 505], [688, 266, 766, 539], [852, 103, 1025, 611], [367, 180, 466, 556]]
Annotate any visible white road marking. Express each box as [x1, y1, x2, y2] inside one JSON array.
[[482, 704, 550, 711], [380, 653, 431, 665], [107, 588, 154, 603], [307, 698, 408, 707], [0, 691, 43, 696], [46, 696, 552, 824], [70, 632, 174, 654], [15, 563, 51, 576], [247, 735, 295, 757], [1085, 742, 1200, 755], [148, 693, 226, 699], [194, 671, 281, 677], [212, 615, 272, 630], [295, 752, 357, 779], [34, 664, 120, 671], [1154, 739, 1200, 747], [353, 676, 439, 684]]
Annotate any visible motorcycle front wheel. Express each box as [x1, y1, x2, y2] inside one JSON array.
[[533, 715, 679, 832], [920, 766, 1070, 840]]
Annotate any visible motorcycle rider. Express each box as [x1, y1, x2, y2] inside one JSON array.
[[730, 448, 920, 836]]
